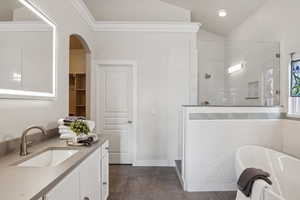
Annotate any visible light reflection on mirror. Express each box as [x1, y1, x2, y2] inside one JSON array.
[[0, 0, 56, 99]]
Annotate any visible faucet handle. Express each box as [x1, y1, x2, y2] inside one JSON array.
[[27, 141, 33, 146]]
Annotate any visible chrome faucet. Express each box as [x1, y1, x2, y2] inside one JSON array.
[[20, 126, 47, 156]]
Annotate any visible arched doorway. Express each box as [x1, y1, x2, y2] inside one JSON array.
[[69, 34, 91, 118]]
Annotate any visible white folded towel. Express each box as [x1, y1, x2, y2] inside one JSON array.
[[59, 126, 71, 131], [57, 119, 65, 126], [72, 132, 98, 143], [58, 126, 72, 134], [58, 125, 70, 129], [59, 132, 76, 139], [59, 130, 74, 134]]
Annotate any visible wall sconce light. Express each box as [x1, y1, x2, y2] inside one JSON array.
[[218, 9, 227, 17], [228, 63, 243, 74]]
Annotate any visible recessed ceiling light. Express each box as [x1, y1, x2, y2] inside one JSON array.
[[218, 9, 227, 17]]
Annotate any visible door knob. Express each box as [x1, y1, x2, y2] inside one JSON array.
[[128, 121, 133, 124]]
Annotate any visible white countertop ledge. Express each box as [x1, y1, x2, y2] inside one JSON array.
[[182, 106, 284, 114]]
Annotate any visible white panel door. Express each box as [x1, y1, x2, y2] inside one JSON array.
[[96, 66, 133, 164]]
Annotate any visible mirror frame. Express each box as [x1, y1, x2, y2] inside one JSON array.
[[0, 0, 56, 100]]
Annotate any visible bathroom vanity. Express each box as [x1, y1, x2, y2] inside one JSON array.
[[0, 137, 109, 200], [44, 141, 109, 200]]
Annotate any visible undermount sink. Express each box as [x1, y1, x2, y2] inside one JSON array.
[[17, 149, 79, 167]]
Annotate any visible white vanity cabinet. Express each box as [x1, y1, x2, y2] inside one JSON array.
[[43, 141, 109, 200], [79, 148, 101, 200], [45, 168, 80, 200]]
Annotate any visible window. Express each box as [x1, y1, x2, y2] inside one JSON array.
[[288, 55, 300, 116]]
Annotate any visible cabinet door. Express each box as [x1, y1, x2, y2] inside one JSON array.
[[101, 145, 109, 200], [79, 148, 101, 200], [46, 169, 79, 200]]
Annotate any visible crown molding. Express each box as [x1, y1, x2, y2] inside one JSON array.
[[70, 0, 201, 33], [0, 21, 52, 31], [93, 21, 200, 33]]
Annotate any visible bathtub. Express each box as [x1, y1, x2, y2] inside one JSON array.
[[235, 145, 300, 200]]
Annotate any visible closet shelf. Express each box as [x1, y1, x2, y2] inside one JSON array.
[[69, 72, 86, 75], [69, 47, 87, 117]]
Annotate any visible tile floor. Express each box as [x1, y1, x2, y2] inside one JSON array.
[[108, 165, 237, 200]]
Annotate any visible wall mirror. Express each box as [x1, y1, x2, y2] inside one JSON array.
[[0, 0, 56, 99]]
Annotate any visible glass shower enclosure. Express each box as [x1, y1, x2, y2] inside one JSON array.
[[198, 40, 280, 106]]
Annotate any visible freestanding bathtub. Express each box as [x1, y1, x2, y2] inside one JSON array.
[[235, 145, 300, 200]]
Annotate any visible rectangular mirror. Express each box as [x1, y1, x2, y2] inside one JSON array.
[[0, 0, 56, 99]]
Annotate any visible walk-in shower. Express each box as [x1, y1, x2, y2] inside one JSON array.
[[198, 40, 280, 106]]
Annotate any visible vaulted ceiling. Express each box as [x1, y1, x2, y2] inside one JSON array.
[[0, 0, 24, 21], [84, 0, 268, 36], [160, 0, 268, 35], [1, 0, 268, 35]]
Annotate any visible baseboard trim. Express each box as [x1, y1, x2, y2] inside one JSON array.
[[133, 160, 172, 167]]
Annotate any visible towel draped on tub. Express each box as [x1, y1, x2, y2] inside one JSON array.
[[237, 168, 272, 200]]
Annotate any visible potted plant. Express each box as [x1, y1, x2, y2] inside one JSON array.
[[70, 120, 90, 137]]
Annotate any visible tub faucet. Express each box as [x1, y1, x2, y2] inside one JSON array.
[[20, 126, 47, 156]]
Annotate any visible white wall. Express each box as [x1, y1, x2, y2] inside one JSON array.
[[93, 31, 197, 165], [0, 0, 94, 141], [281, 119, 300, 158], [198, 30, 225, 105], [83, 0, 191, 22], [227, 0, 300, 157]]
